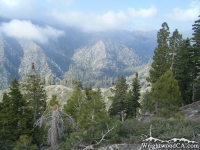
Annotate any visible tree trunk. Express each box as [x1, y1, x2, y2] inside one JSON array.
[[51, 105, 59, 149], [120, 110, 124, 123], [155, 102, 158, 114], [170, 40, 176, 70]]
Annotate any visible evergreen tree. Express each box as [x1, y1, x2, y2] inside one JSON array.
[[147, 22, 170, 84], [151, 70, 182, 117], [22, 64, 47, 146], [22, 67, 47, 122], [64, 87, 117, 149], [49, 95, 59, 107], [189, 15, 200, 102], [13, 135, 38, 150], [0, 93, 12, 149], [84, 85, 92, 100], [64, 81, 85, 122], [174, 38, 192, 104], [77, 88, 109, 144], [109, 76, 128, 122], [0, 78, 32, 149], [169, 29, 183, 70], [141, 90, 155, 114], [126, 72, 140, 118]]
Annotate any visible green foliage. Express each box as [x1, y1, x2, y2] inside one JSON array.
[[76, 88, 110, 143], [109, 76, 128, 121], [22, 71, 47, 147], [0, 77, 34, 149], [13, 135, 38, 150], [189, 15, 200, 103], [22, 73, 47, 121], [63, 66, 118, 88], [149, 119, 200, 140], [169, 29, 183, 70], [120, 118, 200, 143], [48, 95, 59, 107], [141, 90, 155, 114], [62, 86, 118, 149], [64, 81, 85, 122], [147, 22, 170, 84], [173, 112, 183, 119], [151, 70, 182, 117], [174, 38, 192, 104], [126, 72, 141, 118]]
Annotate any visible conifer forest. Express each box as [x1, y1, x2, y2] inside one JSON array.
[[1, 15, 200, 150]]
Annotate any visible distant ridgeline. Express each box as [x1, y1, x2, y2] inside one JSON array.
[[0, 28, 157, 89]]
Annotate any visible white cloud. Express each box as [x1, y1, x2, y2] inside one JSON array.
[[1, 0, 19, 7], [52, 10, 130, 31], [0, 0, 46, 21], [128, 5, 157, 18], [165, 1, 200, 22], [45, 0, 73, 6], [0, 20, 64, 43], [0, 0, 159, 31]]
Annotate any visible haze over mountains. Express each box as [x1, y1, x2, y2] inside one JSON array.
[[0, 17, 192, 89]]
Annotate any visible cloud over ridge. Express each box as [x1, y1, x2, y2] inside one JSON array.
[[0, 20, 64, 43], [52, 10, 130, 31]]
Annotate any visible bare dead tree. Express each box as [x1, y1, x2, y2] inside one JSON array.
[[34, 104, 74, 150]]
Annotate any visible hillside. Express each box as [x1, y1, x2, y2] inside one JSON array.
[[0, 25, 157, 89]]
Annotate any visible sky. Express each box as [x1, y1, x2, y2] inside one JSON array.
[[0, 0, 199, 42]]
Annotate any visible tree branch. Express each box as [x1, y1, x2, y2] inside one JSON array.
[[93, 123, 117, 146]]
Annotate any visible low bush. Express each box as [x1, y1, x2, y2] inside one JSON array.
[[120, 118, 200, 143]]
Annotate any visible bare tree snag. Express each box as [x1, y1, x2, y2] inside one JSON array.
[[34, 104, 74, 150]]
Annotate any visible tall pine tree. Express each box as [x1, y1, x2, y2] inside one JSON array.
[[109, 76, 128, 122], [174, 38, 192, 104], [64, 81, 85, 122], [22, 63, 47, 146], [169, 29, 183, 70], [125, 72, 140, 118], [189, 15, 200, 102], [0, 78, 32, 149], [22, 63, 47, 122], [147, 22, 171, 84], [151, 70, 182, 117]]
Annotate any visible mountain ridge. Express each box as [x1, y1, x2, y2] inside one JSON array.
[[0, 26, 157, 89]]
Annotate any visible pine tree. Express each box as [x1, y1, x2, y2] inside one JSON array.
[[0, 78, 32, 149], [109, 76, 128, 122], [174, 38, 192, 104], [22, 63, 47, 146], [64, 81, 85, 122], [0, 93, 12, 149], [22, 64, 47, 122], [64, 87, 116, 149], [169, 29, 183, 70], [189, 15, 200, 102], [49, 95, 59, 107], [147, 22, 170, 84], [77, 88, 109, 144], [126, 72, 141, 118], [151, 70, 182, 117], [141, 90, 155, 114]]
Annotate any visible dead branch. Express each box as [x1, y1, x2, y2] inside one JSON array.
[[34, 104, 75, 149], [93, 123, 117, 146]]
